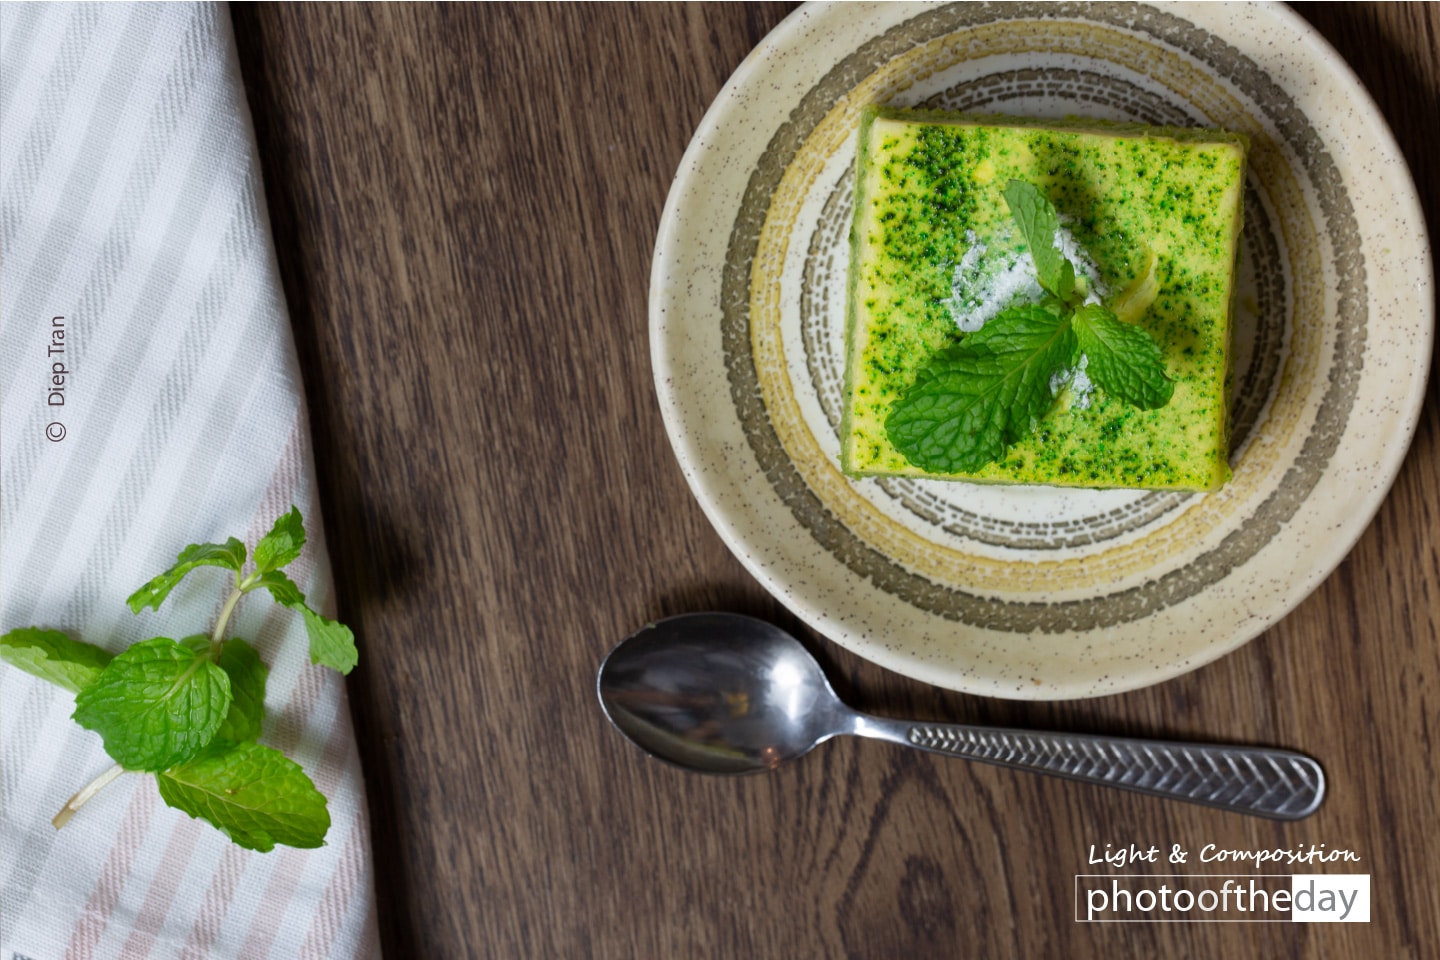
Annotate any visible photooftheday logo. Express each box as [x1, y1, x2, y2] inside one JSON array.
[[1075, 875, 1370, 923]]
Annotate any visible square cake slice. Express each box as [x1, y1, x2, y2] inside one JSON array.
[[840, 106, 1247, 491]]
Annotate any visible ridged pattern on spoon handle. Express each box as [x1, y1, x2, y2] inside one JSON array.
[[907, 726, 1324, 819]]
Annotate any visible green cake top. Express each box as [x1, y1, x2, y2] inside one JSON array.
[[841, 106, 1248, 491]]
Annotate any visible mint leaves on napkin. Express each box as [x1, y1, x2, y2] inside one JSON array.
[[0, 508, 358, 852]]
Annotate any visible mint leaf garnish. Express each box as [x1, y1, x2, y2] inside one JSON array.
[[1002, 179, 1067, 298], [126, 538, 247, 613], [0, 627, 113, 694], [156, 741, 330, 852], [73, 637, 232, 770], [1072, 304, 1174, 409], [253, 507, 305, 573], [299, 607, 358, 675], [213, 638, 268, 743], [887, 178, 1176, 474], [887, 305, 1075, 472]]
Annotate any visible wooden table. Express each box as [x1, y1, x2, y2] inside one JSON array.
[[232, 4, 1438, 957]]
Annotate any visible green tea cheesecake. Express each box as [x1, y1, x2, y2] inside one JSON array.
[[840, 106, 1247, 491]]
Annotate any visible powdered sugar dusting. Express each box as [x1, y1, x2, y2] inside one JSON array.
[[949, 224, 1108, 332]]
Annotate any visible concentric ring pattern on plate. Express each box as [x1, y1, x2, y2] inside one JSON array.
[[650, 1, 1433, 699]]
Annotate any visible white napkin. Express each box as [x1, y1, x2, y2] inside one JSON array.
[[1, 3, 380, 956]]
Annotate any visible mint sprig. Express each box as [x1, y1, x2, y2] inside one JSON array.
[[885, 180, 1173, 472], [0, 507, 354, 850]]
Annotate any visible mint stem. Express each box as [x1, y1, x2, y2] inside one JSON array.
[[52, 762, 125, 829], [210, 586, 244, 660]]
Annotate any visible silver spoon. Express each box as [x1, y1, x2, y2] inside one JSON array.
[[597, 613, 1324, 819]]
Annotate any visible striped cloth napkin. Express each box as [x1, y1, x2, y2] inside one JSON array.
[[1, 3, 380, 957]]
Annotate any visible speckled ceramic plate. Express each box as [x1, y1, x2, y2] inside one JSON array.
[[649, 2, 1432, 699]]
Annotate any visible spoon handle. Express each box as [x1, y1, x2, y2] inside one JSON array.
[[855, 718, 1323, 819]]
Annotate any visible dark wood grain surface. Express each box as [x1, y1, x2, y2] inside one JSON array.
[[231, 4, 1439, 957]]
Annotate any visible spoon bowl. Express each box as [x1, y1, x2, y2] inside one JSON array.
[[598, 613, 1326, 819], [597, 613, 847, 774]]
